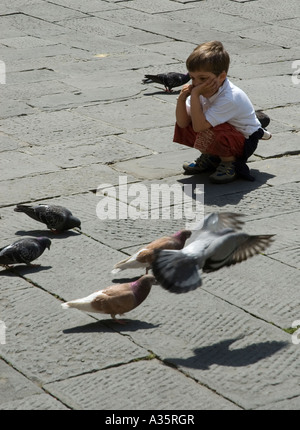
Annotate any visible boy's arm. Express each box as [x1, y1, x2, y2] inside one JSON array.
[[189, 76, 219, 132], [175, 84, 192, 128], [190, 92, 212, 132]]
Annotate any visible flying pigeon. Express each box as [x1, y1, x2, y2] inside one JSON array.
[[0, 237, 51, 267], [112, 229, 191, 274], [61, 274, 156, 323], [142, 72, 190, 92], [185, 212, 245, 247], [14, 204, 81, 232], [152, 212, 274, 294]]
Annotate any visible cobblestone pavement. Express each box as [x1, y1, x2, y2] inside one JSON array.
[[0, 0, 299, 411]]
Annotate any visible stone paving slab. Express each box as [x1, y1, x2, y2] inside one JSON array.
[[0, 393, 68, 410], [265, 105, 300, 130], [102, 288, 299, 410], [0, 150, 59, 181], [203, 181, 300, 215], [0, 44, 92, 73], [0, 279, 149, 385], [254, 132, 300, 158], [247, 155, 300, 186], [0, 110, 122, 146], [238, 76, 300, 110], [202, 257, 299, 329], [75, 98, 176, 131], [0, 358, 43, 404], [45, 359, 241, 410], [20, 135, 153, 169], [71, 180, 298, 252], [0, 164, 134, 207]]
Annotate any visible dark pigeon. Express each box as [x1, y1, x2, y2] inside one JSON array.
[[142, 72, 190, 92], [152, 212, 274, 294], [255, 110, 270, 129], [14, 204, 81, 232], [0, 237, 51, 267]]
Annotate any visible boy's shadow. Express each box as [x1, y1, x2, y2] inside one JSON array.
[[178, 169, 274, 207]]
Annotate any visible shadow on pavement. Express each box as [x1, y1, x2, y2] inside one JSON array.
[[63, 319, 159, 334], [0, 264, 52, 276], [178, 169, 275, 206], [14, 229, 81, 239], [165, 337, 288, 370]]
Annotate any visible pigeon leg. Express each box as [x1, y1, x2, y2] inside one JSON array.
[[50, 229, 61, 234], [26, 262, 41, 267], [111, 315, 128, 325], [1, 264, 12, 269]]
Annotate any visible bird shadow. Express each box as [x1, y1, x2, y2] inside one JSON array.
[[63, 318, 159, 334], [14, 229, 81, 239], [178, 169, 275, 207], [143, 89, 181, 96], [0, 264, 52, 276], [165, 337, 288, 371], [111, 275, 142, 284]]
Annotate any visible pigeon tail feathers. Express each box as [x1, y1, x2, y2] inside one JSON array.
[[14, 204, 40, 221], [61, 291, 102, 312], [111, 250, 148, 273]]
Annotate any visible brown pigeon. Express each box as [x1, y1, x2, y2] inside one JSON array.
[[111, 230, 191, 274], [61, 274, 156, 323]]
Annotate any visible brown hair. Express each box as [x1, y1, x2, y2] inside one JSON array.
[[186, 41, 230, 76]]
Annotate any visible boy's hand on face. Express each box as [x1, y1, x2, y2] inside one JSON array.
[[191, 75, 219, 97], [178, 84, 193, 101]]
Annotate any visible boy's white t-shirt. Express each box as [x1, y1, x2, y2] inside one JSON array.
[[185, 78, 261, 138]]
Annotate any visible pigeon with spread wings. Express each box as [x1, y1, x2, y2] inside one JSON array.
[[152, 212, 274, 294]]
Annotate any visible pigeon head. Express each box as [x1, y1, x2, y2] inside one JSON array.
[[130, 274, 156, 306], [67, 216, 81, 230], [173, 229, 192, 245], [37, 237, 52, 250]]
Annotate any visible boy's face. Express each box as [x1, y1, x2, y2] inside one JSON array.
[[189, 70, 227, 97]]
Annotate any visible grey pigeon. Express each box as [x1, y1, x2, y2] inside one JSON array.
[[185, 212, 245, 247], [142, 72, 190, 92], [62, 274, 156, 323], [0, 237, 51, 267], [14, 204, 81, 232], [152, 212, 274, 294]]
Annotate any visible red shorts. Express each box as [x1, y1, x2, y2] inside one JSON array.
[[173, 122, 245, 158]]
